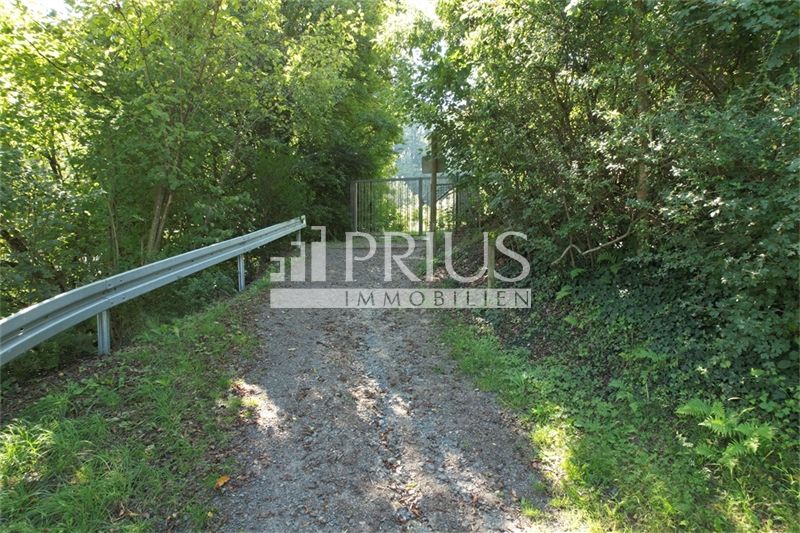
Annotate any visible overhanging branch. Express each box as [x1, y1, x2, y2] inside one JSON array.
[[551, 218, 638, 266]]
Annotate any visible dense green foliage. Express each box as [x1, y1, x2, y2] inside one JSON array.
[[444, 298, 796, 531], [403, 0, 798, 529], [1, 0, 401, 368]]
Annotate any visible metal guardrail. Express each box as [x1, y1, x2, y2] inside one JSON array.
[[0, 216, 306, 365]]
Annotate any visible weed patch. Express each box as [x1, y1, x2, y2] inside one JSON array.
[[0, 278, 268, 530], [442, 318, 798, 531]]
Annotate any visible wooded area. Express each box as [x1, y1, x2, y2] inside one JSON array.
[[399, 0, 798, 529], [1, 0, 797, 530], [2, 0, 403, 367], [1, 1, 399, 279]]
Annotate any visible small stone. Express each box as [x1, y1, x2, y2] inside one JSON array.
[[394, 507, 414, 524]]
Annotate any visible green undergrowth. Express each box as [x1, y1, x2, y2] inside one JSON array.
[[0, 276, 268, 531], [443, 315, 798, 532]]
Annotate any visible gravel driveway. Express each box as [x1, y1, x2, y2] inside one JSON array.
[[214, 241, 577, 532]]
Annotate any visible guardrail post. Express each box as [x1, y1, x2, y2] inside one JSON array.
[[97, 310, 111, 356], [237, 254, 245, 292]]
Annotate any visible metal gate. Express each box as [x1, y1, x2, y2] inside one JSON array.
[[350, 177, 473, 234]]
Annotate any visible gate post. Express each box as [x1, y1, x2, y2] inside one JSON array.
[[352, 181, 358, 231], [487, 233, 496, 289], [429, 136, 438, 254], [417, 177, 423, 235]]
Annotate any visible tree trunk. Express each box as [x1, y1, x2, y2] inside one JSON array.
[[107, 198, 120, 271], [45, 148, 63, 181], [145, 185, 172, 259], [632, 0, 650, 203]]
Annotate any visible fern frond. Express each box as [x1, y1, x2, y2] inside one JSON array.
[[700, 416, 735, 437], [735, 422, 774, 445], [723, 441, 749, 459], [694, 442, 716, 459], [677, 398, 713, 418], [734, 421, 758, 436], [752, 424, 774, 442], [719, 453, 739, 472], [709, 401, 727, 420]]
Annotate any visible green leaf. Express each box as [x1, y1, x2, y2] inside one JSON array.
[[555, 285, 572, 300], [569, 268, 585, 279]]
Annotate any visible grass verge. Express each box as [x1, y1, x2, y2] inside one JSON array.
[[0, 277, 269, 531], [442, 317, 797, 532]]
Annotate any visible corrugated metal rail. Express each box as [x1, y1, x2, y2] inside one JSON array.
[[0, 216, 306, 365]]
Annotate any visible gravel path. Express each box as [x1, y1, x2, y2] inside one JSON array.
[[214, 243, 577, 532]]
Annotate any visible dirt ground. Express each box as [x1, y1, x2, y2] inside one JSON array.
[[214, 242, 580, 532]]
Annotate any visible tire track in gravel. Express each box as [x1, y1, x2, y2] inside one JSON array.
[[214, 243, 582, 532]]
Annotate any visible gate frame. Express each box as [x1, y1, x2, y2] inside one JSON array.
[[350, 176, 459, 235]]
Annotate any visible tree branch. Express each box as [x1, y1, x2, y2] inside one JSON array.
[[551, 218, 638, 266]]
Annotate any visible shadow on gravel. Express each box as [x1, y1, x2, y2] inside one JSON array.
[[213, 244, 577, 532]]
